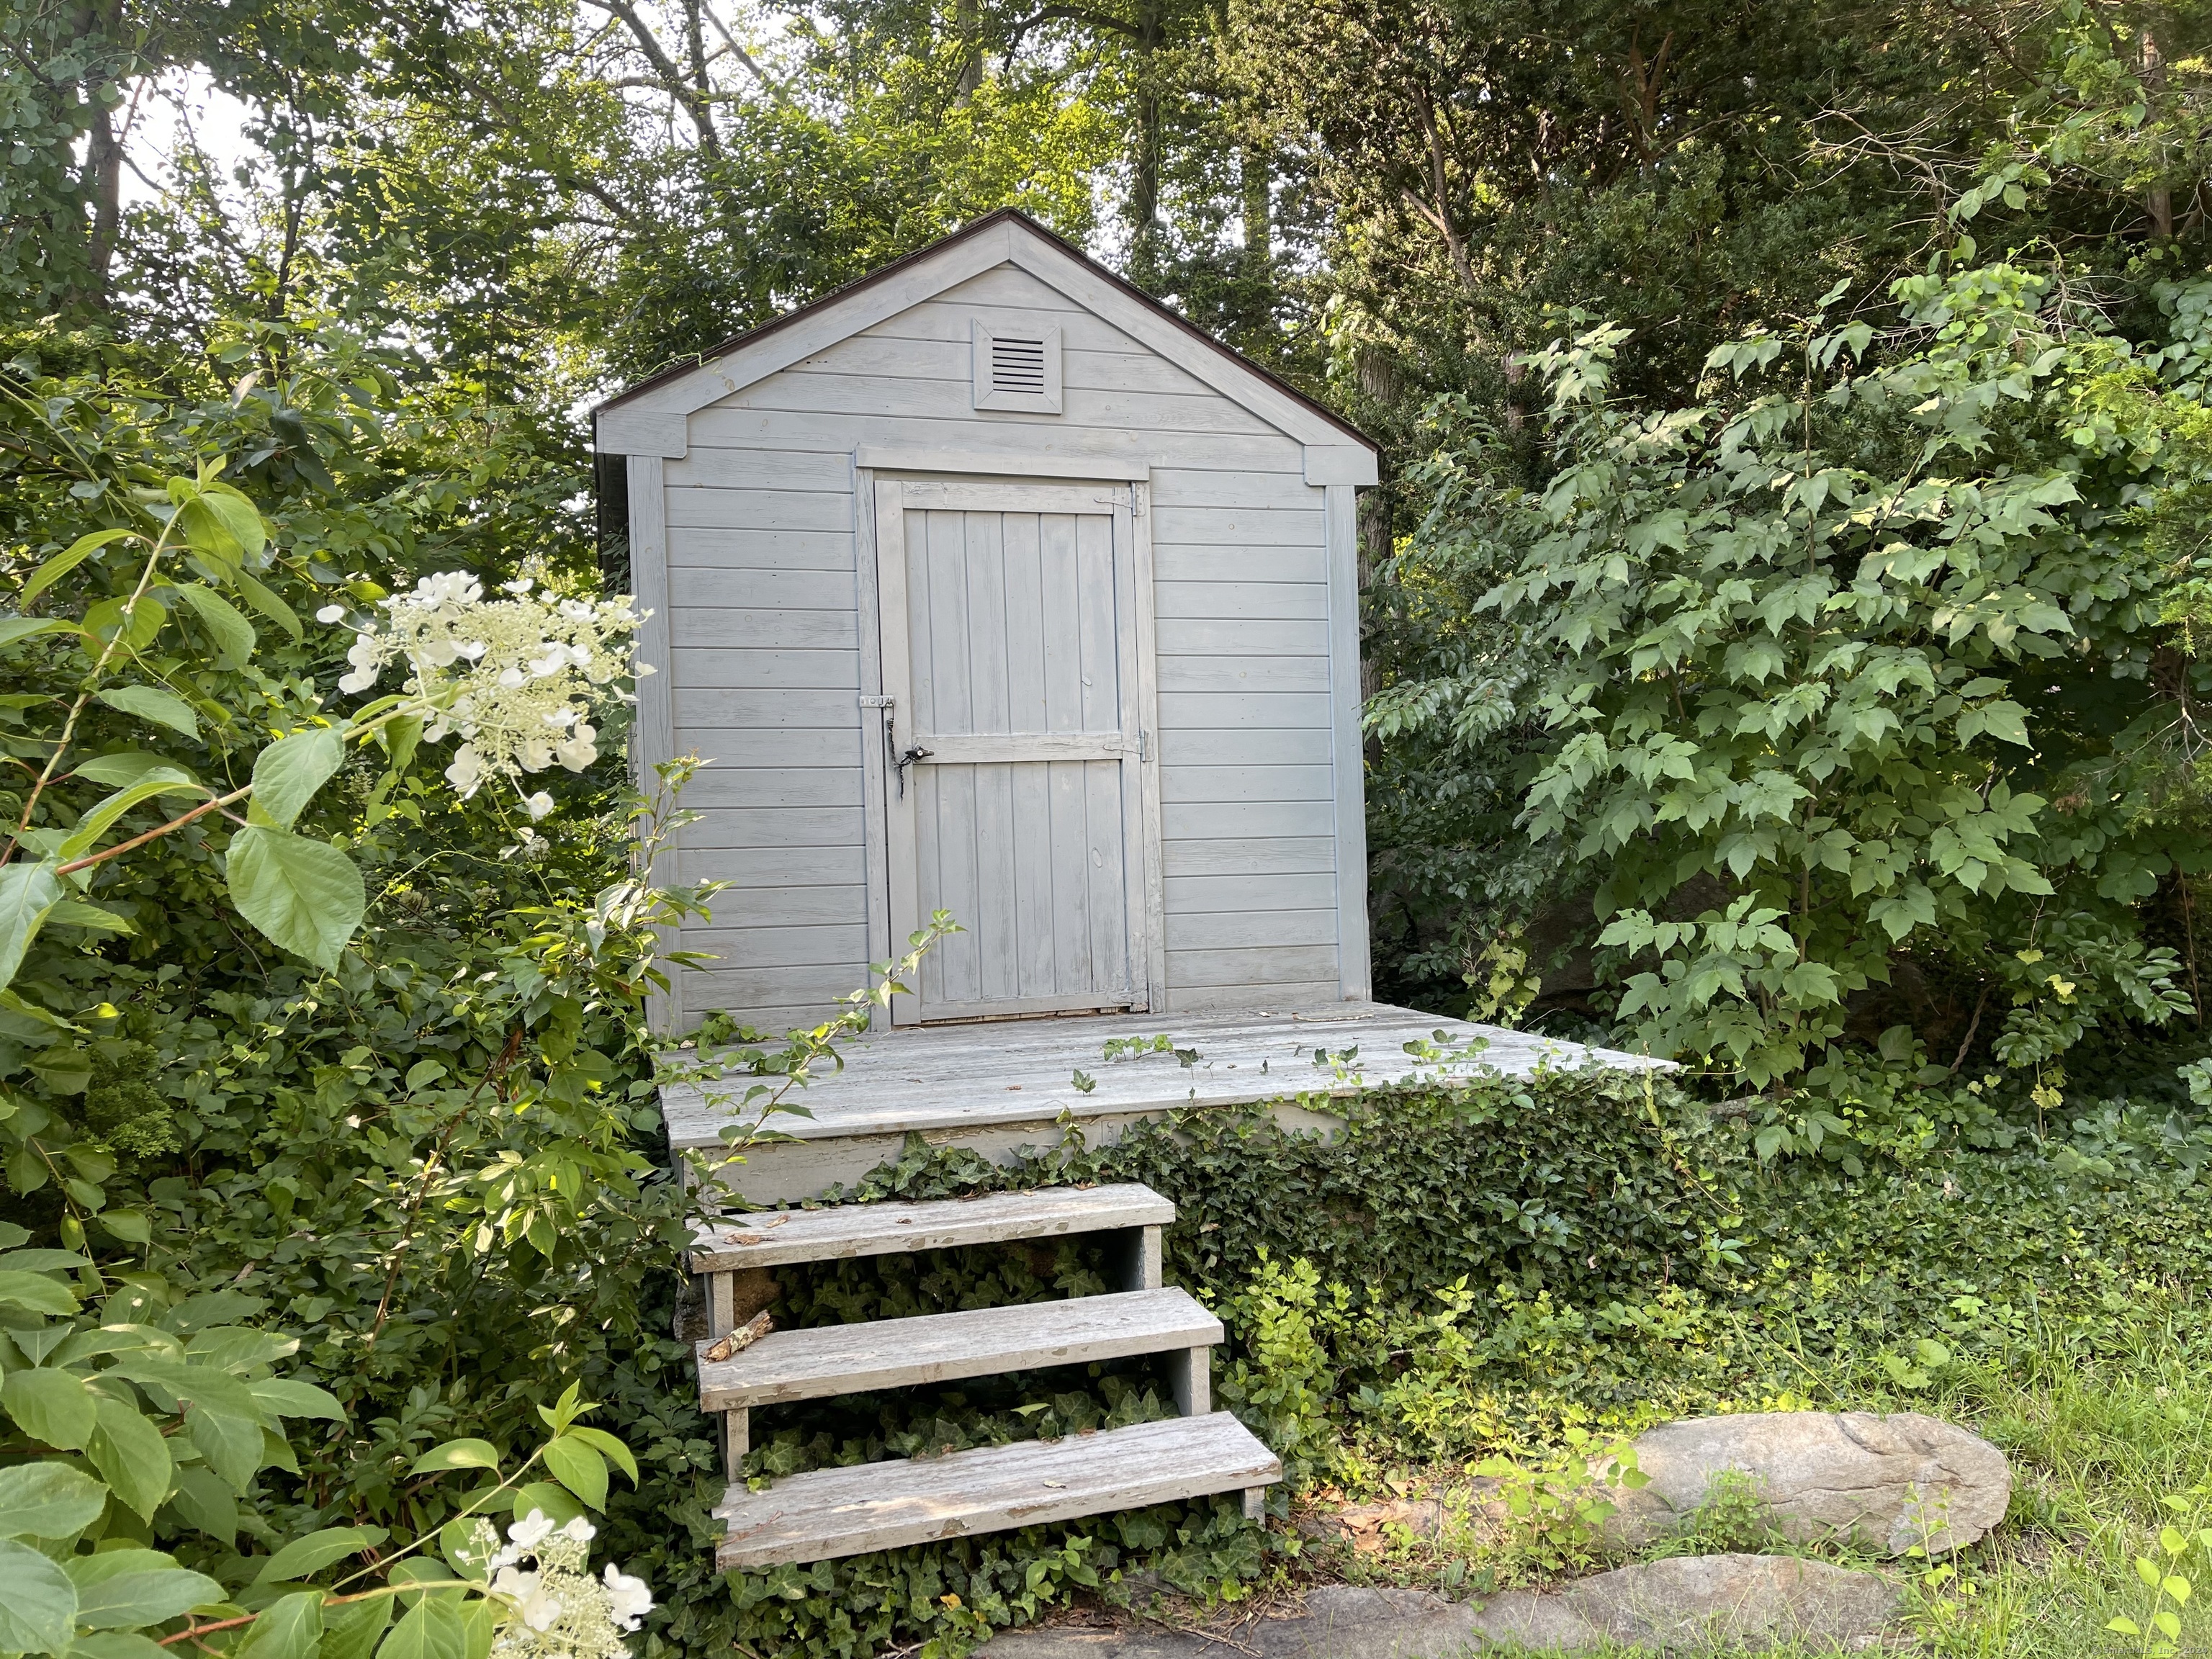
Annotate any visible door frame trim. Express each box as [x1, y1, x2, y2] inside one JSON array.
[[863, 468, 1161, 1027]]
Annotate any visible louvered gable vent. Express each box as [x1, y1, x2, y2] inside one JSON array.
[[972, 321, 1063, 413], [991, 336, 1047, 392]]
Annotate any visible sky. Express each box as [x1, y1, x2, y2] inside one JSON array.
[[119, 68, 258, 212]]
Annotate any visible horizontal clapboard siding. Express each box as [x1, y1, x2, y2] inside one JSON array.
[[673, 728, 862, 768], [680, 845, 864, 886], [683, 924, 868, 968], [642, 256, 1352, 1028], [698, 885, 868, 928], [686, 408, 1305, 473]]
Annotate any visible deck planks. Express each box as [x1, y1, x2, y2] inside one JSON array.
[[662, 1001, 1665, 1155], [697, 1288, 1220, 1409], [687, 1182, 1174, 1269], [712, 1412, 1281, 1568]]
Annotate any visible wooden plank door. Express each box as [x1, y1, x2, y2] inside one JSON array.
[[873, 478, 1150, 1023]]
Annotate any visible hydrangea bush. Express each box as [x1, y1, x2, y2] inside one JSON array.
[[326, 572, 645, 817], [0, 462, 648, 986], [1, 441, 663, 1658]]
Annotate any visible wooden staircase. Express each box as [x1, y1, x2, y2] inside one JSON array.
[[687, 1183, 1282, 1570]]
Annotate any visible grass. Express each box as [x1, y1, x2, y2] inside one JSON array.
[[1272, 1316, 2212, 1656]]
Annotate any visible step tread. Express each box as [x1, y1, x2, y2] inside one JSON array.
[[713, 1412, 1280, 1569], [688, 1183, 1173, 1272], [698, 1288, 1220, 1410]]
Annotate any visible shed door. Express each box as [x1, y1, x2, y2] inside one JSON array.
[[873, 478, 1150, 1023]]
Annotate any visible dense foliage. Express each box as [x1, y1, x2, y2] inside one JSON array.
[[12, 3, 2212, 1659], [665, 1035, 2212, 1653]]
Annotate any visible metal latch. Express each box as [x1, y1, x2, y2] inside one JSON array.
[[873, 701, 932, 798]]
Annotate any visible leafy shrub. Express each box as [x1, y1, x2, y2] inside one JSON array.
[[1382, 253, 2212, 1084]]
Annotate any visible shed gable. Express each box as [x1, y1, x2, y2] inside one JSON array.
[[605, 215, 1372, 1035]]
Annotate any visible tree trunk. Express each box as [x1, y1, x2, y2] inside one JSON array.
[[1127, 0, 1164, 289], [77, 0, 125, 311], [683, 0, 723, 157], [956, 0, 983, 100], [2143, 26, 2172, 237]]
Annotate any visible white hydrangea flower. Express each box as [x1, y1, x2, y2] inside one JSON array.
[[508, 1510, 557, 1550], [603, 1565, 652, 1631], [325, 572, 644, 809], [483, 1504, 652, 1659], [315, 604, 346, 624], [525, 791, 554, 820]]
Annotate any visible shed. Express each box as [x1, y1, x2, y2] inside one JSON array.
[[593, 210, 1380, 1033]]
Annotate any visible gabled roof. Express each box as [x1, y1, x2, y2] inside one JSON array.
[[592, 208, 1376, 480]]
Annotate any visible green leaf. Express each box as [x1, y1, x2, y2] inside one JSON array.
[[541, 1434, 607, 1509], [457, 1599, 492, 1659], [162, 1467, 236, 1544], [0, 1462, 107, 1538], [19, 529, 132, 608], [94, 1208, 150, 1242], [562, 1425, 639, 1483], [73, 753, 192, 788], [0, 1537, 78, 1654], [436, 1518, 495, 1582], [177, 482, 267, 562], [174, 584, 257, 668], [186, 1402, 269, 1493], [233, 570, 302, 642], [250, 1527, 387, 1588], [251, 727, 349, 831], [0, 619, 81, 653], [71, 1632, 174, 1659], [0, 861, 63, 990], [96, 685, 200, 742], [322, 1597, 391, 1659], [410, 1439, 500, 1475], [234, 1589, 324, 1659], [506, 1482, 583, 1528], [57, 771, 206, 863], [225, 827, 365, 971], [87, 1394, 175, 1521], [109, 1358, 264, 1489], [248, 1379, 346, 1424], [375, 716, 421, 775], [2, 1367, 96, 1449], [47, 901, 134, 936], [377, 1598, 464, 1659], [68, 1558, 226, 1631]]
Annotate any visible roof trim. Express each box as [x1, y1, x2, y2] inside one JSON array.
[[590, 209, 1376, 461]]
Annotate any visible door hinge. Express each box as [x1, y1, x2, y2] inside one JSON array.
[[1138, 729, 1151, 761]]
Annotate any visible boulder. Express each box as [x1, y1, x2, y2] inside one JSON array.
[[1521, 1554, 1903, 1650], [978, 1558, 1904, 1657], [1608, 1411, 2011, 1556]]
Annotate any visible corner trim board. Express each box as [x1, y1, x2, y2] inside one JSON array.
[[1324, 482, 1372, 1002], [626, 454, 681, 1031]]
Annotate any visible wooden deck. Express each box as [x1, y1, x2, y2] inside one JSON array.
[[664, 1002, 1661, 1203]]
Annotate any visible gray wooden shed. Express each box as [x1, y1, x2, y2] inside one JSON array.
[[593, 210, 1379, 1033]]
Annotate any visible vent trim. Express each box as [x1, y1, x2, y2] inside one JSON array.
[[972, 320, 1064, 413]]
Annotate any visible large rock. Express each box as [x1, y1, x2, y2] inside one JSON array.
[[1518, 1555, 1903, 1650], [978, 1559, 1903, 1657], [1609, 1411, 2011, 1556]]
